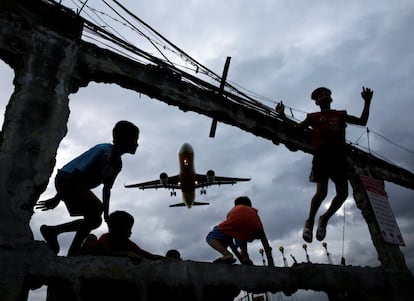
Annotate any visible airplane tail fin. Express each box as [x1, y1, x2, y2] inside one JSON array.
[[169, 202, 210, 208]]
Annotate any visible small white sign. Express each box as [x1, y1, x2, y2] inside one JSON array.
[[360, 175, 405, 246]]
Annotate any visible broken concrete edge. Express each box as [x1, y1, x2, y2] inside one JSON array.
[[0, 240, 387, 296]]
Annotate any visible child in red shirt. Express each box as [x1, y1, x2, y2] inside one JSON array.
[[276, 86, 373, 243], [206, 196, 274, 266], [97, 210, 164, 261]]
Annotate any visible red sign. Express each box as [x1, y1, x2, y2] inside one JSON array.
[[360, 175, 405, 246]]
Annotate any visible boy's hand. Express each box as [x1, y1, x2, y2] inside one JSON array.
[[264, 246, 274, 266], [267, 256, 275, 267], [35, 196, 60, 211], [275, 101, 285, 116], [361, 87, 373, 103]]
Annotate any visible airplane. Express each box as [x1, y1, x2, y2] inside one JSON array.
[[124, 142, 251, 208]]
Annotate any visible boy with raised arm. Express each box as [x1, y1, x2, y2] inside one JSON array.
[[276, 87, 373, 243]]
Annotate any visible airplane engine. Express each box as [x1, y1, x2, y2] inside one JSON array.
[[160, 172, 169, 187], [206, 169, 215, 184]]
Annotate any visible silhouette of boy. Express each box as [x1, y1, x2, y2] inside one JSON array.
[[276, 86, 373, 243], [165, 249, 182, 260], [96, 210, 164, 261], [206, 196, 274, 266], [36, 120, 139, 256]]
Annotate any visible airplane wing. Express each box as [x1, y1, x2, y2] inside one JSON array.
[[194, 174, 250, 188], [124, 175, 180, 190]]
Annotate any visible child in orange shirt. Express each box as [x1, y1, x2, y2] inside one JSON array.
[[206, 196, 274, 266]]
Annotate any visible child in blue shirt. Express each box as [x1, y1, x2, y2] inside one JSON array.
[[36, 120, 139, 256]]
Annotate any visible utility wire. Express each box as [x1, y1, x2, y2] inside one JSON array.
[[54, 0, 414, 163], [370, 128, 414, 155], [102, 0, 172, 64], [109, 0, 272, 107]]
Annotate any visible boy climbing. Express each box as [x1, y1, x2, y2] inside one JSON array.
[[276, 86, 373, 243], [206, 196, 274, 266], [35, 120, 139, 256]]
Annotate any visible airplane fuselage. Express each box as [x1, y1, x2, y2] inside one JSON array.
[[178, 143, 196, 206]]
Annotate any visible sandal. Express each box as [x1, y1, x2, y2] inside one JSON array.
[[302, 220, 313, 243], [316, 218, 327, 241], [241, 259, 253, 265], [213, 256, 236, 264]]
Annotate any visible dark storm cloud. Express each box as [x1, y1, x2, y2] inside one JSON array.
[[1, 1, 413, 300]]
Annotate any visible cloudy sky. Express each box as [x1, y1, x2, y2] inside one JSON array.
[[1, 0, 414, 300]]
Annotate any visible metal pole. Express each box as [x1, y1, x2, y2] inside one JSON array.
[[209, 56, 231, 138]]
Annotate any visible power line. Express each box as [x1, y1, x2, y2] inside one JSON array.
[[53, 0, 414, 163], [369, 128, 414, 155]]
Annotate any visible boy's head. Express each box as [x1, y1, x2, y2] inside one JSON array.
[[166, 249, 182, 260], [107, 210, 134, 237], [311, 87, 332, 100], [311, 87, 332, 108], [113, 120, 139, 154], [234, 196, 252, 207]]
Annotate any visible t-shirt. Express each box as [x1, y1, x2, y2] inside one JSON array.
[[218, 205, 263, 242], [60, 143, 122, 189], [307, 110, 347, 150], [97, 233, 141, 254]]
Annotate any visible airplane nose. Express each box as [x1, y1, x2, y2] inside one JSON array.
[[179, 143, 194, 154]]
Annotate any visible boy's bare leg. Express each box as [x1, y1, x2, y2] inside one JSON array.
[[239, 242, 253, 265], [40, 219, 83, 254], [303, 182, 328, 242], [317, 180, 348, 241], [67, 212, 102, 256], [322, 180, 348, 221], [67, 221, 92, 256], [208, 239, 234, 260], [307, 182, 328, 222]]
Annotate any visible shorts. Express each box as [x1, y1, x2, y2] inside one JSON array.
[[55, 171, 102, 216], [309, 149, 348, 183], [206, 226, 244, 248], [55, 171, 87, 197]]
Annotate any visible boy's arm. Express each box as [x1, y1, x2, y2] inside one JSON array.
[[259, 230, 274, 267], [346, 86, 373, 126], [276, 101, 310, 130], [101, 163, 121, 221], [102, 185, 111, 221], [131, 243, 165, 260]]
